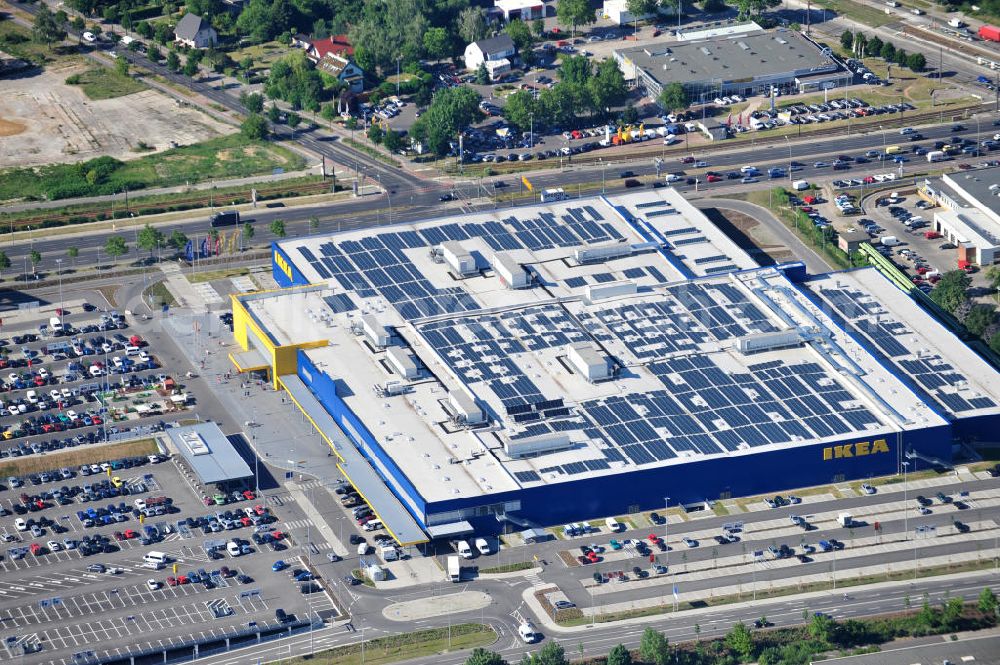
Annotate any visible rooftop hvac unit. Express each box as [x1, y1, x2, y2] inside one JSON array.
[[493, 252, 530, 289], [735, 330, 804, 355], [440, 241, 476, 275], [573, 241, 633, 264]]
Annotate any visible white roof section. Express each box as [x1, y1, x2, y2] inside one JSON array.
[[495, 0, 543, 9], [676, 21, 763, 41], [252, 194, 963, 503], [803, 268, 1000, 419], [165, 423, 253, 485]]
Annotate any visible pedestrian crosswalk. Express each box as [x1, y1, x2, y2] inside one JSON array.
[[283, 518, 316, 531], [525, 571, 544, 588]]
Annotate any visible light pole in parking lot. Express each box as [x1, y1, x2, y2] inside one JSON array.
[[55, 259, 64, 328], [879, 124, 886, 157], [663, 497, 670, 569], [250, 407, 259, 494], [902, 460, 910, 541]]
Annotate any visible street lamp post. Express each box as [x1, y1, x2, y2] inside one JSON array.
[[902, 460, 910, 541], [529, 113, 534, 149], [55, 259, 63, 327], [784, 136, 792, 182]]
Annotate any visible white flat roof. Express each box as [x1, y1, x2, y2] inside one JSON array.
[[803, 268, 1000, 419], [253, 193, 964, 503]]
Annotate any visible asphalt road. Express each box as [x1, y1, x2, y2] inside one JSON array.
[[5, 118, 1000, 281]]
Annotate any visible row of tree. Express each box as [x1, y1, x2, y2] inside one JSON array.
[[840, 30, 927, 72], [932, 268, 1000, 354], [462, 590, 997, 665]]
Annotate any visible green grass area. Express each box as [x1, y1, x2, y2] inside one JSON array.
[[143, 281, 176, 307], [278, 624, 495, 665], [814, 0, 895, 27], [557, 557, 999, 626], [0, 134, 306, 203], [342, 138, 403, 168], [711, 501, 730, 517], [351, 569, 375, 587], [0, 17, 72, 65], [66, 68, 147, 100], [478, 561, 534, 574], [186, 267, 251, 284]]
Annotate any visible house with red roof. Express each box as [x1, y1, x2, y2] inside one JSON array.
[[307, 35, 354, 63]]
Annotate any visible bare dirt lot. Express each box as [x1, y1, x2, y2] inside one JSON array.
[[0, 60, 234, 168]]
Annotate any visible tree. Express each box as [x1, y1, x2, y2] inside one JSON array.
[[627, 0, 659, 34], [537, 84, 577, 128], [115, 55, 129, 77], [866, 35, 883, 58], [367, 123, 385, 144], [166, 50, 180, 73], [168, 230, 188, 252], [808, 612, 835, 642], [734, 0, 780, 19], [965, 304, 996, 336], [66, 246, 79, 267], [269, 219, 287, 238], [183, 56, 199, 78], [506, 19, 534, 52], [457, 6, 488, 44], [423, 26, 451, 61], [930, 270, 972, 313], [979, 587, 997, 615], [606, 644, 632, 665], [104, 236, 127, 264], [148, 44, 162, 62], [536, 642, 567, 665], [240, 91, 265, 113], [137, 224, 164, 257], [33, 6, 67, 47], [28, 250, 41, 276], [639, 627, 670, 665], [241, 113, 269, 140], [465, 649, 507, 665], [0, 251, 9, 279], [942, 596, 964, 629], [383, 129, 403, 152], [840, 29, 854, 50], [621, 104, 639, 125], [411, 85, 482, 155], [348, 0, 428, 74], [267, 103, 282, 123], [475, 62, 489, 85], [243, 223, 255, 243], [532, 18, 545, 36], [725, 622, 754, 661], [880, 41, 896, 61], [589, 58, 628, 117], [286, 111, 301, 129], [557, 0, 596, 36], [265, 51, 325, 109], [659, 82, 690, 111], [908, 52, 926, 71], [503, 90, 537, 133]]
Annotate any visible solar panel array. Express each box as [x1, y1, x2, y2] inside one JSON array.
[[576, 281, 779, 360], [820, 285, 996, 414]]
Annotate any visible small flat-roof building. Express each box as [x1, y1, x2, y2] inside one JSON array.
[[921, 166, 1000, 266], [614, 28, 849, 100], [838, 229, 871, 254], [164, 422, 253, 489], [494, 0, 544, 21]]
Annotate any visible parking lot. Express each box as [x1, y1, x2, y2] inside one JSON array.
[[0, 431, 341, 663], [0, 306, 201, 461]]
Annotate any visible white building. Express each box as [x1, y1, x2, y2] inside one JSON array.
[[174, 13, 217, 49], [464, 35, 516, 80], [495, 0, 544, 21], [603, 0, 672, 24], [921, 166, 1000, 266]]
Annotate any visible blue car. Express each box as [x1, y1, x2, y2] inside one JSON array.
[[272, 560, 288, 572], [293, 570, 314, 581]]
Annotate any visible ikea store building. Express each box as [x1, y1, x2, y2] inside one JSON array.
[[228, 189, 1000, 545]]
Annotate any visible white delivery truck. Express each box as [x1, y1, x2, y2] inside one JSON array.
[[948, 17, 965, 27], [447, 555, 461, 582], [838, 512, 854, 527], [927, 150, 947, 162], [881, 236, 900, 246], [792, 180, 810, 191], [540, 188, 567, 203]]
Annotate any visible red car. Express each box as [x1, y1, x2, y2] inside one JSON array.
[[680, 156, 695, 164], [242, 490, 255, 501], [30, 543, 42, 555], [166, 576, 177, 586], [648, 534, 661, 544], [113, 531, 124, 541], [253, 505, 266, 516], [586, 551, 599, 563], [706, 174, 722, 183], [123, 529, 138, 539], [240, 516, 251, 527], [91, 416, 103, 425], [176, 575, 189, 585]]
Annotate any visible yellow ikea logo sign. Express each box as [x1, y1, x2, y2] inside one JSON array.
[[823, 439, 889, 461], [274, 251, 293, 281]]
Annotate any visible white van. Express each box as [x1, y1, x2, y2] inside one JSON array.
[[456, 540, 474, 559], [363, 519, 383, 532], [474, 538, 490, 555], [357, 542, 371, 555], [518, 621, 538, 643], [124, 345, 140, 356], [142, 561, 165, 570], [226, 541, 242, 557], [380, 544, 398, 561], [143, 551, 168, 565], [605, 517, 622, 532]]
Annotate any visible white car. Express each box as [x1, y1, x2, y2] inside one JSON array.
[[682, 537, 698, 548], [82, 31, 96, 42], [665, 174, 682, 183], [740, 165, 758, 173], [146, 579, 161, 591], [518, 621, 538, 643], [47, 540, 61, 552], [861, 483, 877, 495], [14, 518, 27, 532]]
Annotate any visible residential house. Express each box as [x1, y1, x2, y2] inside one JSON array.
[[316, 54, 364, 93], [464, 34, 516, 80], [174, 13, 218, 49], [306, 35, 354, 62]]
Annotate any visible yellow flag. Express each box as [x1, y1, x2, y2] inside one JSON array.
[[521, 176, 533, 191]]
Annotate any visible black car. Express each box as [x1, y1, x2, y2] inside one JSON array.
[[275, 608, 289, 623], [988, 464, 1000, 478], [349, 534, 365, 545], [439, 193, 453, 201], [619, 171, 635, 178]]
